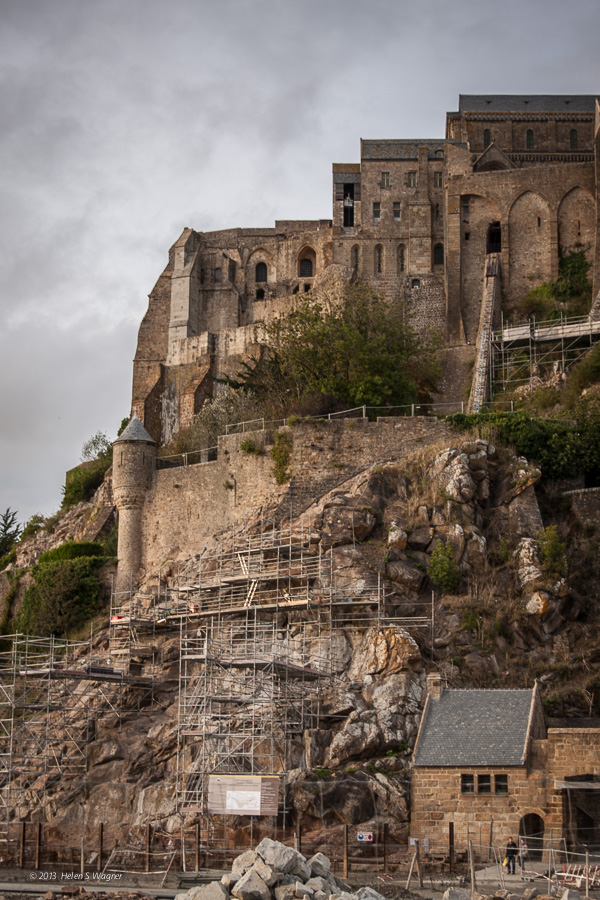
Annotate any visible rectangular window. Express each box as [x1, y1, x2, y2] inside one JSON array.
[[495, 774, 508, 794], [407, 171, 417, 188], [478, 775, 491, 793], [434, 171, 443, 189], [462, 200, 470, 217], [393, 202, 401, 221], [461, 774, 474, 794], [381, 172, 390, 189], [464, 232, 470, 241], [373, 202, 381, 222]]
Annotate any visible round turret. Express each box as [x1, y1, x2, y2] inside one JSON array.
[[112, 416, 156, 595]]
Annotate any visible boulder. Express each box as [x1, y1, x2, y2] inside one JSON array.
[[252, 857, 281, 887], [320, 505, 377, 550], [442, 889, 472, 900], [387, 524, 408, 553], [407, 527, 433, 551], [347, 627, 421, 680], [325, 710, 382, 765], [184, 885, 228, 900], [232, 870, 271, 900], [232, 849, 258, 877], [256, 838, 300, 874], [386, 560, 425, 592]]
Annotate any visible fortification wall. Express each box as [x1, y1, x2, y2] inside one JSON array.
[[138, 417, 453, 574]]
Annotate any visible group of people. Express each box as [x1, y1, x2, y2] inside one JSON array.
[[505, 837, 528, 874]]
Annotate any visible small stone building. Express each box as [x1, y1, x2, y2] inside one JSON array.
[[411, 675, 600, 855]]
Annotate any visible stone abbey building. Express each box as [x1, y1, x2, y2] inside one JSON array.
[[132, 95, 600, 444]]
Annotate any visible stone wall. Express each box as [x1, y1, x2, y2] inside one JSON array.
[[137, 417, 453, 574], [411, 728, 600, 854], [563, 486, 600, 526]]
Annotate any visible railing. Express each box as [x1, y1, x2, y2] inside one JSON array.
[[492, 312, 600, 343]]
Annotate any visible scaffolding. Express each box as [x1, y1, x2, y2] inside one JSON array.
[[0, 633, 154, 835], [491, 313, 600, 397], [172, 517, 434, 838]]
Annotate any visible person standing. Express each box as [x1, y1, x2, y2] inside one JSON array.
[[519, 838, 528, 871], [506, 837, 517, 874]]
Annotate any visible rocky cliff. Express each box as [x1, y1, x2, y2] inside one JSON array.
[[1, 426, 599, 860]]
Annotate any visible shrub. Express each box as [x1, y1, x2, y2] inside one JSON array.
[[62, 458, 112, 509], [20, 514, 47, 541], [38, 541, 105, 565], [271, 430, 292, 484], [428, 541, 459, 592], [18, 555, 107, 637], [537, 525, 567, 578], [240, 438, 265, 455]]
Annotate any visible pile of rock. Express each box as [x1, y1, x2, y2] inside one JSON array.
[[176, 839, 385, 900]]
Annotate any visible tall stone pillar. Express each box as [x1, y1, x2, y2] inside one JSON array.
[[112, 416, 156, 597]]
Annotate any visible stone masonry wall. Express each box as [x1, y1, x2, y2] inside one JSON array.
[[564, 486, 600, 526], [138, 417, 453, 574], [411, 729, 600, 854]]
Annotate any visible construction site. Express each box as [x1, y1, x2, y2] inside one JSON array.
[[0, 513, 434, 875]]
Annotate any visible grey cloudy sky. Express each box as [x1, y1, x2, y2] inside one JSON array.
[[1, 0, 599, 525]]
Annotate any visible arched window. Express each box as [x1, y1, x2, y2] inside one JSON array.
[[255, 262, 267, 282], [433, 243, 444, 266], [299, 258, 313, 277], [214, 267, 222, 283], [526, 129, 534, 150], [570, 129, 578, 150], [375, 244, 383, 275], [397, 244, 406, 274], [483, 129, 491, 149]]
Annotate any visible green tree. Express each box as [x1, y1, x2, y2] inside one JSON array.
[[226, 282, 441, 416], [81, 431, 112, 462], [0, 508, 21, 557], [428, 541, 459, 592]]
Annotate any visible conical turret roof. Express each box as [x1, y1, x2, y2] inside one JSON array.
[[113, 415, 156, 444]]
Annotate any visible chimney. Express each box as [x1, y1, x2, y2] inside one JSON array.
[[427, 672, 443, 700]]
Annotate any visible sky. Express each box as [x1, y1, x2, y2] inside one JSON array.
[[1, 0, 599, 525]]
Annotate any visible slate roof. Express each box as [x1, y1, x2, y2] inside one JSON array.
[[361, 140, 445, 161], [459, 95, 597, 114], [114, 415, 155, 444], [413, 689, 534, 767]]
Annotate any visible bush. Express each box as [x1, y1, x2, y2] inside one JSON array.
[[38, 541, 105, 565], [18, 555, 107, 637], [271, 430, 292, 484], [62, 458, 112, 509], [20, 514, 47, 541], [428, 541, 459, 592], [537, 526, 567, 578], [240, 438, 265, 455]]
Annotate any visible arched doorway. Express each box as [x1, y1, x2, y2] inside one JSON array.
[[487, 222, 501, 253], [519, 812, 544, 860]]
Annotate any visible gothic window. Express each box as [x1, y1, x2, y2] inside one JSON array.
[[299, 258, 313, 277], [570, 129, 578, 150], [407, 171, 417, 188], [373, 202, 381, 222], [433, 243, 444, 266], [375, 244, 383, 275], [397, 244, 406, 274], [381, 171, 390, 189], [434, 171, 442, 189], [255, 262, 267, 282], [483, 129, 491, 149], [393, 202, 401, 221], [526, 129, 534, 150]]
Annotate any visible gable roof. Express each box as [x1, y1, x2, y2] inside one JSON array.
[[413, 689, 536, 767], [472, 142, 515, 172], [459, 95, 597, 114]]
